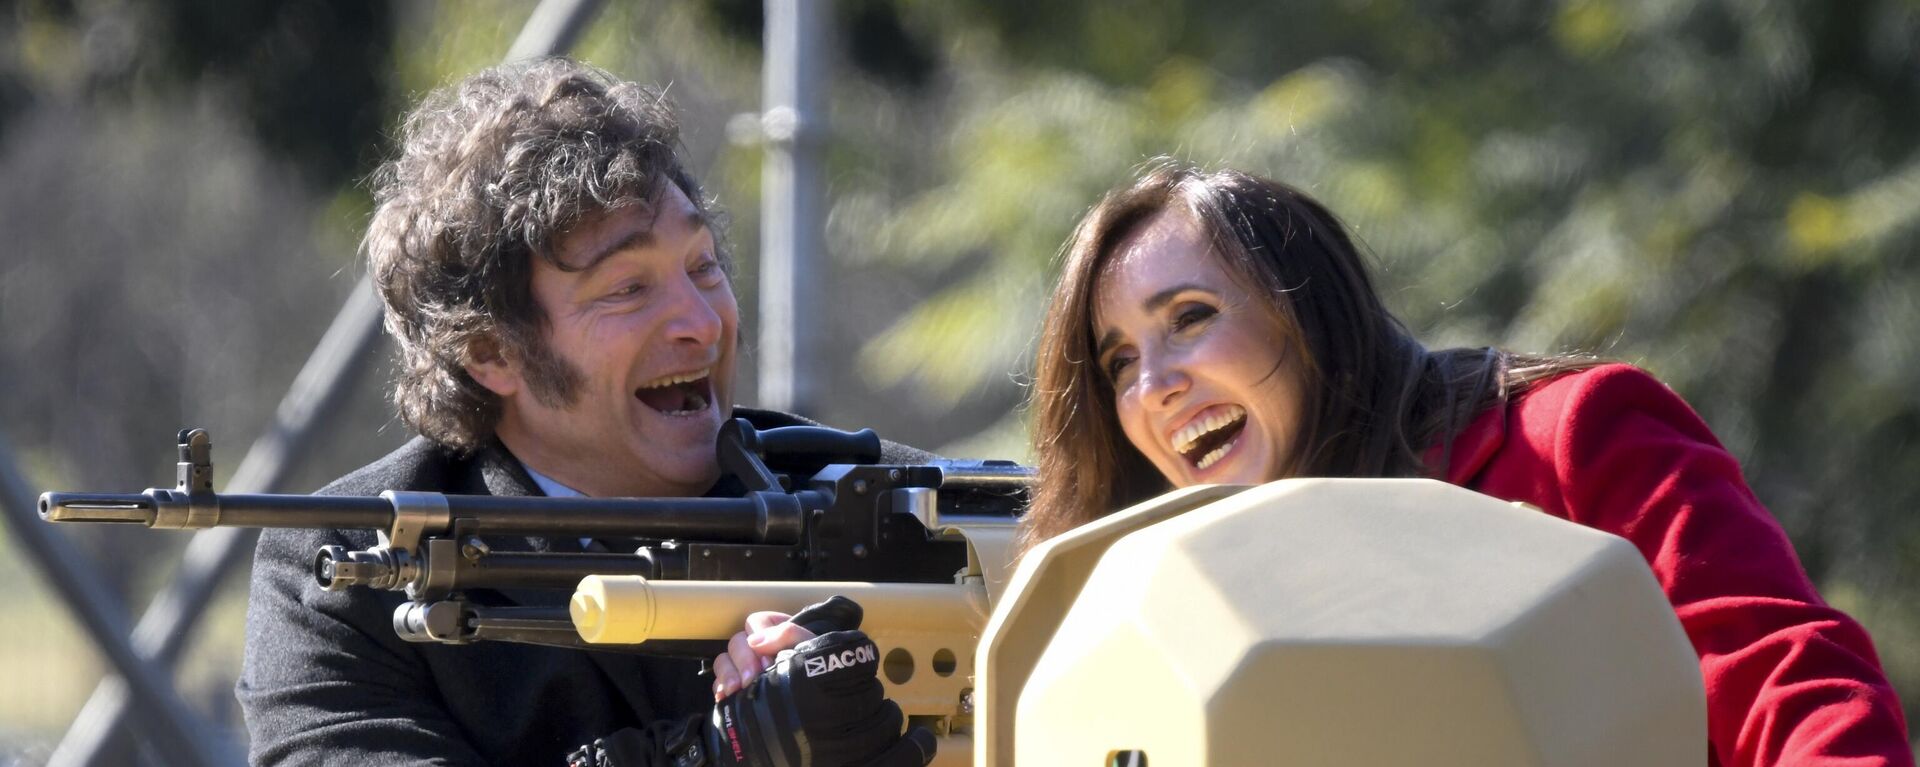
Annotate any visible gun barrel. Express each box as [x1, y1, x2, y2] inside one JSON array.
[[43, 490, 396, 530], [938, 461, 1035, 490], [43, 487, 805, 545], [39, 493, 155, 524], [201, 494, 395, 528]]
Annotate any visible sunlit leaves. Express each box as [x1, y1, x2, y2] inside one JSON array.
[[1554, 0, 1628, 59], [834, 1, 1920, 718]]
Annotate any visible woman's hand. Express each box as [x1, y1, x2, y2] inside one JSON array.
[[711, 610, 819, 701]]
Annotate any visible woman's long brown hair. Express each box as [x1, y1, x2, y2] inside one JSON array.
[[1020, 163, 1595, 551]]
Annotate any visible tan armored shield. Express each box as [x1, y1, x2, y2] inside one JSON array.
[[981, 478, 1705, 766]]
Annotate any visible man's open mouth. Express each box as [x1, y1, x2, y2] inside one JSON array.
[[635, 368, 712, 416], [1174, 404, 1248, 471]]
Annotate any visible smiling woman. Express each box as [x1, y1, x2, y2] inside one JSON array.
[[1090, 207, 1311, 487], [1026, 163, 1590, 544], [1021, 162, 1915, 766]]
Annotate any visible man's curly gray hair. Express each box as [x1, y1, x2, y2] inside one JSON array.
[[365, 57, 727, 451]]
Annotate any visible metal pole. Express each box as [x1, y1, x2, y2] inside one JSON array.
[[49, 277, 384, 766], [757, 0, 828, 416], [0, 435, 230, 767], [504, 0, 603, 61], [46, 1, 608, 763]]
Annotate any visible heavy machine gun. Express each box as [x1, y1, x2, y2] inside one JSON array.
[[41, 420, 1027, 661], [43, 424, 1708, 765]]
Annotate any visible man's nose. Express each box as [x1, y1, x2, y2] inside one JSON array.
[[664, 278, 725, 347]]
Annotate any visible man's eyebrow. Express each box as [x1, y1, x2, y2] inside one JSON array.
[[1093, 282, 1209, 359], [571, 229, 653, 274], [568, 210, 710, 273], [685, 210, 714, 244]]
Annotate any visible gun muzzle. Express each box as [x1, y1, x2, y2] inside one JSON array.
[[39, 493, 156, 525]]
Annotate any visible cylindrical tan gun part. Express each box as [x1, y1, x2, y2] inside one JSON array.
[[571, 577, 988, 644]]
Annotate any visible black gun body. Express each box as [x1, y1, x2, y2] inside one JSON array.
[[39, 421, 1027, 655]]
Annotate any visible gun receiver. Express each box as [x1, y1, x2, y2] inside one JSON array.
[[41, 422, 1030, 657]]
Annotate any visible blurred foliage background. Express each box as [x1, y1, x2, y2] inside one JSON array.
[[2, 0, 1916, 760]]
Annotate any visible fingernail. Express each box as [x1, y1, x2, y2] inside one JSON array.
[[712, 681, 725, 699], [746, 632, 766, 646]]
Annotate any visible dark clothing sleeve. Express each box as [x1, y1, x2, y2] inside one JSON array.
[[236, 413, 939, 765], [233, 439, 695, 766], [238, 527, 486, 766]]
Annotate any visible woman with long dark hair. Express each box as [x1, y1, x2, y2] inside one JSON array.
[[1023, 162, 1912, 766]]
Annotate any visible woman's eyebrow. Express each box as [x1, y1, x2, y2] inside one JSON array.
[[1095, 327, 1123, 359], [1143, 282, 1206, 313], [1094, 283, 1212, 358]]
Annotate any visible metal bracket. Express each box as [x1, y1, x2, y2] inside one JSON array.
[[393, 600, 475, 644], [893, 486, 940, 530], [149, 429, 223, 529], [379, 490, 450, 598]]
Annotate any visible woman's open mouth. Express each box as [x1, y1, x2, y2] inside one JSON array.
[[1173, 404, 1248, 471], [634, 368, 712, 416]]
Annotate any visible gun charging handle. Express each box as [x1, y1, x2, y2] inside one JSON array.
[[39, 428, 220, 528], [314, 545, 411, 591], [788, 594, 864, 634], [718, 419, 883, 493]]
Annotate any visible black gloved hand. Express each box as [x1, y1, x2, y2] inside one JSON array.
[[710, 596, 934, 767], [570, 597, 936, 767], [705, 627, 935, 766]]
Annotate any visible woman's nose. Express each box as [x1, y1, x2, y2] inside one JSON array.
[[1136, 355, 1189, 409]]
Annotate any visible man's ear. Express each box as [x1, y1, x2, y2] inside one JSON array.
[[464, 337, 521, 398]]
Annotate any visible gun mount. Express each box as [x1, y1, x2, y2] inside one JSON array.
[[45, 429, 1706, 766]]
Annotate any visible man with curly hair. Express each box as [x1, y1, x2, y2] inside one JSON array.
[[238, 58, 934, 766]]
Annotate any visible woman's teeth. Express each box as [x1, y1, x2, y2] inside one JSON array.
[[1174, 404, 1248, 471], [1195, 440, 1235, 471]]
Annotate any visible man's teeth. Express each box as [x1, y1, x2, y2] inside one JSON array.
[[639, 368, 711, 390], [661, 392, 709, 416], [1174, 404, 1248, 455]]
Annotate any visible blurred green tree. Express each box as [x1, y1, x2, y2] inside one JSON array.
[[2, 0, 1915, 754], [830, 0, 1920, 727]]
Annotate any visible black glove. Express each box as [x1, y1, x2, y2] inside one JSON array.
[[706, 596, 935, 767], [568, 597, 936, 767]]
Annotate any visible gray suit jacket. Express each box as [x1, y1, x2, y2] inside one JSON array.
[[237, 409, 933, 766]]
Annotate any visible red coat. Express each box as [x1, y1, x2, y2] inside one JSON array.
[[1432, 363, 1913, 766]]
